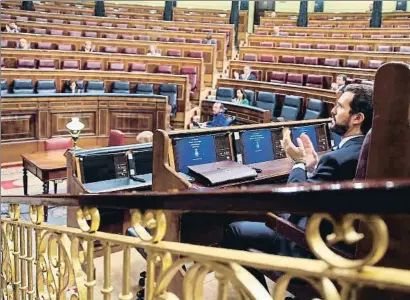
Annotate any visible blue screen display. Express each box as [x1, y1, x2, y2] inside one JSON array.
[[174, 135, 217, 173], [241, 129, 275, 164], [291, 125, 319, 152]]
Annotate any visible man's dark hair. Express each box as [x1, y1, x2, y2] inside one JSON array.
[[338, 74, 347, 83], [344, 84, 374, 135]]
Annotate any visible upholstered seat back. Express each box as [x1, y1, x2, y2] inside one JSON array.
[[129, 63, 147, 72], [108, 130, 125, 147], [36, 80, 57, 94], [355, 129, 372, 179], [306, 75, 324, 88], [303, 99, 326, 119], [135, 84, 154, 94], [13, 79, 34, 94], [280, 96, 303, 121], [159, 84, 178, 117], [1, 79, 8, 95], [180, 67, 198, 90], [256, 92, 276, 120], [156, 65, 172, 74], [38, 59, 56, 69], [216, 87, 234, 102], [45, 137, 72, 151], [269, 72, 287, 84], [244, 90, 255, 106], [112, 81, 130, 94], [85, 81, 105, 94]]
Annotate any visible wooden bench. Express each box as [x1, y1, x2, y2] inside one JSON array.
[[1, 69, 193, 129], [215, 78, 336, 116], [260, 16, 410, 28], [247, 35, 410, 52], [228, 60, 376, 85], [1, 48, 205, 102], [2, 32, 216, 88], [1, 94, 169, 163], [239, 46, 410, 68], [254, 25, 410, 38], [264, 10, 410, 20], [1, 8, 235, 59], [201, 99, 271, 124]]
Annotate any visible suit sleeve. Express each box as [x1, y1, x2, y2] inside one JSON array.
[[287, 154, 340, 183]]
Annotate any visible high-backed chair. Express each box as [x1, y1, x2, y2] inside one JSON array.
[[84, 61, 102, 71], [244, 89, 255, 106], [260, 55, 275, 63], [45, 137, 73, 193], [38, 59, 56, 70], [111, 81, 130, 94], [32, 28, 47, 34], [167, 49, 182, 57], [399, 46, 410, 53], [286, 73, 304, 86], [346, 59, 362, 68], [50, 29, 63, 35], [317, 44, 330, 50], [158, 84, 178, 117], [62, 60, 79, 70], [108, 130, 125, 147], [306, 75, 324, 88], [355, 45, 371, 51], [121, 35, 134, 40], [102, 46, 118, 53], [85, 81, 105, 94], [298, 43, 311, 49], [269, 72, 287, 84], [279, 95, 303, 121], [123, 48, 138, 54], [17, 59, 36, 69], [129, 63, 147, 72], [334, 44, 348, 51], [279, 56, 296, 64], [36, 80, 57, 94], [37, 42, 53, 50], [12, 79, 34, 94], [324, 58, 340, 67], [215, 87, 235, 102], [156, 65, 172, 74], [279, 42, 292, 48], [303, 57, 318, 65], [58, 44, 73, 51], [368, 60, 383, 70], [108, 63, 125, 72], [303, 99, 327, 119], [84, 32, 97, 38], [256, 92, 276, 120], [188, 51, 203, 59], [243, 54, 257, 61], [135, 83, 154, 95], [180, 67, 198, 97]]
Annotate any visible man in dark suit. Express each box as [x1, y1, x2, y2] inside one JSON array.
[[234, 66, 257, 81], [221, 84, 374, 291]]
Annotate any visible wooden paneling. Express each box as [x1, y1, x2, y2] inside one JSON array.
[[1, 94, 170, 163], [1, 69, 191, 128], [239, 46, 410, 68], [247, 35, 410, 52]]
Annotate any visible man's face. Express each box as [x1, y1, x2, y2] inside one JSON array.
[[336, 76, 345, 87], [330, 91, 355, 135], [273, 27, 280, 35], [85, 42, 92, 50], [212, 103, 222, 115], [244, 66, 250, 76], [10, 23, 17, 29], [19, 39, 27, 48]]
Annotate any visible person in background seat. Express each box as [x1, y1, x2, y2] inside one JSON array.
[[147, 44, 161, 56], [232, 89, 250, 105], [6, 23, 20, 33], [272, 26, 280, 36], [188, 115, 202, 129], [234, 66, 257, 81], [331, 74, 348, 93], [202, 34, 213, 44], [16, 38, 30, 50], [136, 131, 153, 144], [66, 80, 82, 94], [83, 40, 94, 52], [270, 11, 277, 18], [200, 102, 230, 128]]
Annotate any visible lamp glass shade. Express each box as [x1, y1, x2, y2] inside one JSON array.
[[66, 117, 85, 132]]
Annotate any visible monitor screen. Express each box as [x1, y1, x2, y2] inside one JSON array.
[[173, 135, 217, 174], [240, 129, 275, 164], [291, 125, 319, 152], [82, 154, 117, 183], [132, 149, 153, 175]]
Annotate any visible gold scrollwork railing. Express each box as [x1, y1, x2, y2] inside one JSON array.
[[2, 181, 410, 299]]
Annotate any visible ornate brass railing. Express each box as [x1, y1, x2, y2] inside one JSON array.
[[2, 180, 410, 300]]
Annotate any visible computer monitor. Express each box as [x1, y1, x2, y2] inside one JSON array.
[[81, 153, 128, 183], [291, 124, 330, 152], [131, 148, 153, 175]]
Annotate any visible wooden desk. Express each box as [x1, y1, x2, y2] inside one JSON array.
[[21, 150, 67, 195]]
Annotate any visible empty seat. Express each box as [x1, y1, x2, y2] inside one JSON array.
[[32, 28, 47, 34], [57, 44, 73, 51], [371, 34, 384, 38], [1, 80, 8, 96], [180, 66, 198, 92], [16, 16, 28, 21], [170, 37, 186, 43], [12, 79, 34, 94], [346, 59, 362, 68], [108, 62, 124, 71], [304, 99, 327, 119], [187, 38, 202, 44], [335, 44, 349, 50], [156, 65, 172, 74], [52, 19, 64, 24], [85, 81, 105, 93], [201, 28, 213, 33], [183, 27, 195, 32], [84, 61, 102, 70], [353, 25, 365, 28], [286, 73, 304, 86], [279, 42, 292, 48], [85, 21, 98, 26], [62, 60, 79, 69], [129, 63, 146, 72], [279, 95, 303, 121], [149, 26, 162, 30], [123, 48, 138, 54], [279, 56, 296, 64], [157, 37, 170, 42], [1, 40, 9, 48], [17, 59, 36, 69], [260, 55, 275, 63], [188, 51, 203, 58], [167, 50, 182, 57], [216, 87, 234, 101], [37, 42, 53, 50], [121, 35, 134, 40], [69, 20, 82, 25], [104, 33, 118, 39], [101, 23, 113, 27], [243, 54, 257, 61], [399, 46, 410, 53], [303, 57, 318, 65], [159, 84, 178, 117], [350, 34, 363, 39], [317, 44, 330, 50], [368, 60, 383, 69], [311, 33, 325, 37], [324, 58, 340, 67], [111, 81, 130, 93], [298, 43, 311, 49], [391, 34, 404, 38], [269, 72, 287, 84], [332, 33, 345, 38], [36, 80, 56, 94], [355, 45, 370, 51], [84, 32, 97, 38], [50, 29, 63, 35], [137, 35, 150, 41], [38, 59, 56, 69], [257, 31, 269, 35], [260, 42, 274, 48], [295, 33, 307, 37], [103, 46, 118, 53], [256, 92, 277, 120], [166, 26, 179, 31], [116, 24, 128, 28], [68, 31, 82, 37], [135, 83, 154, 94], [377, 45, 392, 52], [306, 75, 324, 88]]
